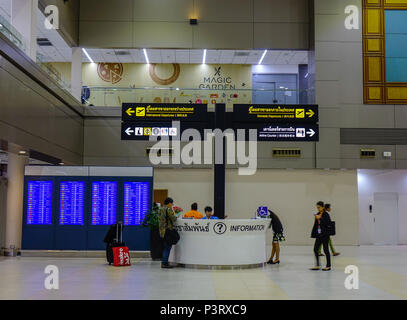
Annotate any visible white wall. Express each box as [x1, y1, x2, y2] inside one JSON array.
[[252, 64, 299, 74], [154, 168, 214, 213], [154, 168, 360, 246], [358, 169, 407, 245]]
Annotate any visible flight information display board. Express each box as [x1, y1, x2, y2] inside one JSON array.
[[26, 181, 53, 225], [123, 182, 150, 226], [59, 181, 85, 225], [91, 181, 117, 225]]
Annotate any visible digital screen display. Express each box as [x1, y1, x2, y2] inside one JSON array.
[[91, 181, 117, 225], [59, 181, 85, 225], [123, 182, 150, 226], [26, 181, 53, 225]]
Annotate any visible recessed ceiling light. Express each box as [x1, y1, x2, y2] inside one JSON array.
[[143, 48, 149, 64], [18, 150, 27, 155], [258, 50, 267, 65], [82, 48, 94, 63]]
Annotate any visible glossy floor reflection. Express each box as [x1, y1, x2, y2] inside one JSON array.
[[0, 246, 406, 300]]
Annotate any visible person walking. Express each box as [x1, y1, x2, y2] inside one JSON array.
[[318, 203, 340, 256], [310, 201, 333, 271], [266, 209, 285, 265], [158, 197, 177, 269]]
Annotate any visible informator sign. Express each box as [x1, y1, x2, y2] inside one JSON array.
[[233, 104, 319, 123], [59, 181, 85, 225], [26, 181, 53, 225], [91, 181, 117, 225], [123, 182, 150, 226], [234, 123, 319, 141], [257, 124, 319, 141], [122, 103, 208, 122]]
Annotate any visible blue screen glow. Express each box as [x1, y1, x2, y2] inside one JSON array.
[[59, 181, 85, 225], [26, 181, 53, 225], [124, 182, 150, 226], [91, 181, 117, 225]]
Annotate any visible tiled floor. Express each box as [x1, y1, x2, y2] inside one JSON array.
[[0, 246, 406, 300]]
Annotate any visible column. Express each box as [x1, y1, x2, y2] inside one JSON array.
[[11, 0, 38, 61], [4, 152, 28, 256], [71, 47, 82, 101], [214, 104, 226, 219]]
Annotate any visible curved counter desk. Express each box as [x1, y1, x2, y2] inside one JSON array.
[[169, 219, 269, 269]]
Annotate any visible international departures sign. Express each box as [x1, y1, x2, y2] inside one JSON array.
[[121, 103, 210, 140], [122, 103, 208, 122]]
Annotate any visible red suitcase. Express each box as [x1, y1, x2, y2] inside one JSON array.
[[113, 246, 131, 266]]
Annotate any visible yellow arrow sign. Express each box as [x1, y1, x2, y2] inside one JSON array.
[[306, 109, 315, 118], [126, 108, 135, 116]]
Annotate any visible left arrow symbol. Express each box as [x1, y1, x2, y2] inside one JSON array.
[[125, 127, 134, 135], [306, 129, 315, 137], [126, 108, 135, 116]]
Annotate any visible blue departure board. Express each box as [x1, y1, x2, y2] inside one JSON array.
[[59, 181, 85, 225], [91, 181, 117, 225], [26, 181, 53, 225], [123, 182, 150, 225]]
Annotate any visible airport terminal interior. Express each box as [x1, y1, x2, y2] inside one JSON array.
[[0, 0, 407, 301]]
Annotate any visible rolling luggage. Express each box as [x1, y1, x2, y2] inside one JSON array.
[[104, 222, 127, 265]]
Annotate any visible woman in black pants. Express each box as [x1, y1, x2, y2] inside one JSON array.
[[310, 201, 332, 271]]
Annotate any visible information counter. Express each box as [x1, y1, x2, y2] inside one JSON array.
[[169, 219, 269, 269]]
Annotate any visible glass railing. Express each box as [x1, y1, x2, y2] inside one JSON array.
[[83, 86, 315, 107], [0, 14, 25, 52], [36, 52, 71, 92], [0, 14, 73, 95]]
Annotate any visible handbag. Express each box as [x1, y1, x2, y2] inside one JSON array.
[[328, 221, 336, 236], [163, 210, 180, 245]]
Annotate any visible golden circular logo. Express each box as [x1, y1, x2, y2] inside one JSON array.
[[149, 63, 180, 85], [97, 63, 123, 84]]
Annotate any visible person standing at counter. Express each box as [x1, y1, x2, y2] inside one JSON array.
[[202, 206, 219, 219], [183, 203, 204, 219], [266, 209, 285, 265], [158, 197, 178, 269], [310, 201, 333, 271]]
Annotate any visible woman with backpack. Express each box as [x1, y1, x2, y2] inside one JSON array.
[[310, 201, 333, 271]]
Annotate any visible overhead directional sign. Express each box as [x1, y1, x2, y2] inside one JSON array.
[[122, 103, 208, 122], [233, 104, 319, 123], [121, 121, 212, 141], [233, 123, 319, 142]]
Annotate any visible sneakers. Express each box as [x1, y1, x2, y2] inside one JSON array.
[[161, 263, 173, 269], [310, 266, 321, 271], [333, 252, 340, 256]]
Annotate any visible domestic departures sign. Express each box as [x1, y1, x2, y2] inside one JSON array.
[[233, 104, 319, 123], [231, 104, 319, 142]]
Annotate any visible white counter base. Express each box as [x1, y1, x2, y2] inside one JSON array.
[[169, 219, 269, 268]]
